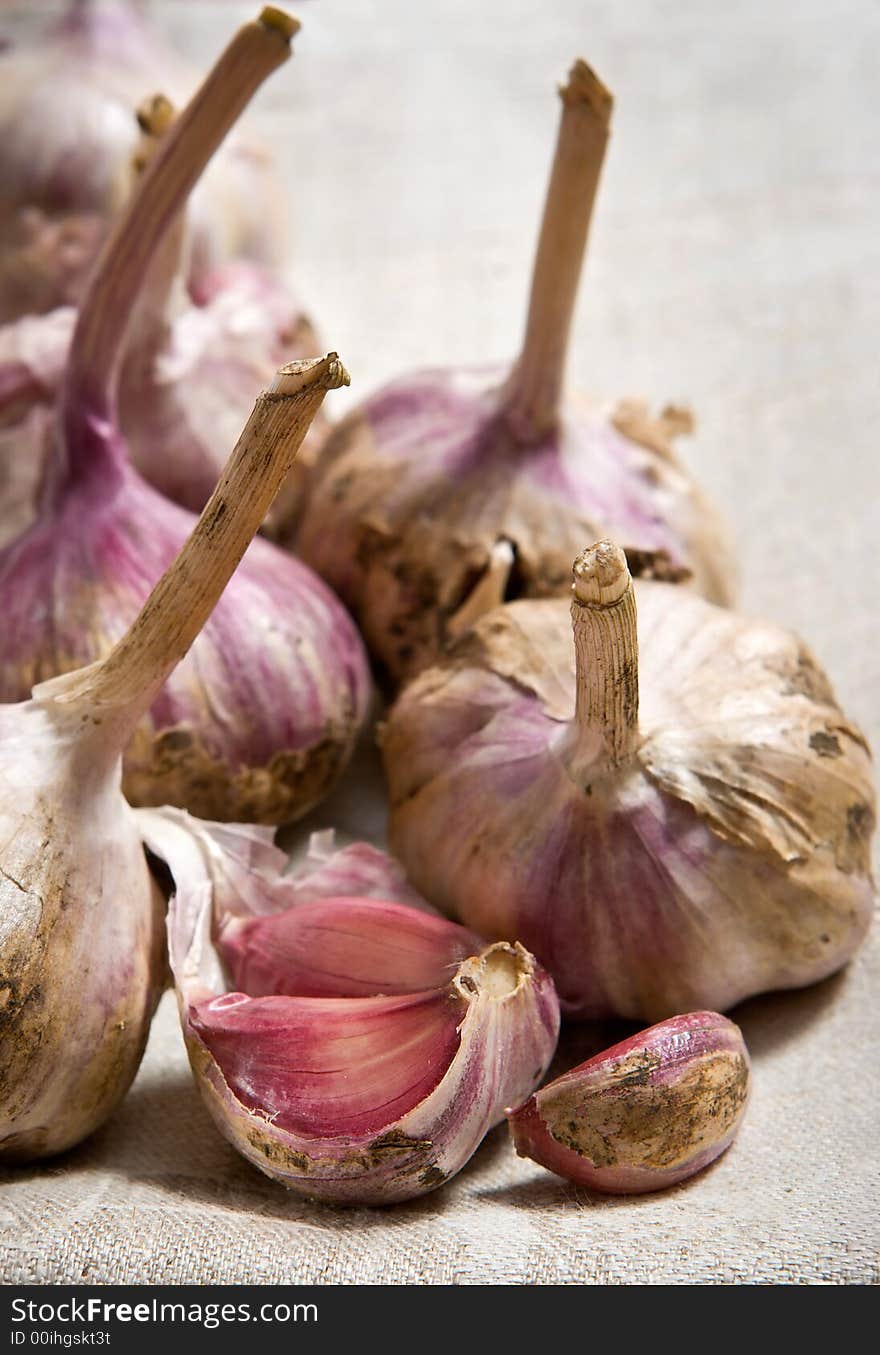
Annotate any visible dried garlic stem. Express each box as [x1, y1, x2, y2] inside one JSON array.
[[504, 60, 613, 442], [61, 7, 297, 452], [570, 540, 639, 768], [50, 355, 349, 718]]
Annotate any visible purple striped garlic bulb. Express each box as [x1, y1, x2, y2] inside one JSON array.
[[0, 350, 340, 1161], [0, 14, 369, 825], [382, 541, 875, 1020], [0, 0, 290, 322], [137, 810, 561, 1207], [508, 1012, 751, 1194], [297, 60, 735, 686]]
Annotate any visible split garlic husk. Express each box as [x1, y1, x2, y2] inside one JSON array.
[[0, 13, 370, 825], [383, 541, 875, 1019], [0, 0, 290, 321], [298, 60, 734, 685], [508, 1012, 750, 1194], [0, 352, 342, 1161], [137, 810, 561, 1206]]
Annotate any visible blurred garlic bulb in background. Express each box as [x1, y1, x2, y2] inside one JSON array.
[[298, 60, 735, 686], [0, 0, 290, 322]]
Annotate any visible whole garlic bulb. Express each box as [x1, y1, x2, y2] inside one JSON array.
[[382, 541, 875, 1020], [298, 60, 735, 686], [0, 87, 321, 542], [0, 14, 370, 825], [0, 349, 342, 1160], [138, 808, 561, 1206], [508, 1012, 751, 1194], [0, 0, 289, 322]]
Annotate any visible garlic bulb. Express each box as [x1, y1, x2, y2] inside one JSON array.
[[0, 0, 289, 322], [298, 60, 734, 685], [0, 13, 370, 824], [508, 1012, 750, 1194], [0, 351, 343, 1161], [138, 808, 560, 1206], [383, 541, 875, 1020], [0, 74, 320, 541]]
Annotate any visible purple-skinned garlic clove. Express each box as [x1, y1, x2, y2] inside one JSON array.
[[297, 59, 735, 686], [138, 807, 561, 1206], [382, 541, 875, 1020], [0, 350, 345, 1161], [507, 1012, 751, 1194], [0, 0, 291, 322], [0, 12, 370, 825]]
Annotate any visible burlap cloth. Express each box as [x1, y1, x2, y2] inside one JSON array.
[[1, 0, 877, 1285]]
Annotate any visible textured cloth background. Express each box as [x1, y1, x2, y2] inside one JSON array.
[[1, 0, 878, 1285]]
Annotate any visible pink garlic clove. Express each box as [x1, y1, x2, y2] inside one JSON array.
[[219, 897, 482, 998], [138, 807, 561, 1206], [382, 541, 875, 1020], [297, 60, 735, 686], [0, 12, 370, 825], [0, 0, 291, 322], [508, 1012, 751, 1194]]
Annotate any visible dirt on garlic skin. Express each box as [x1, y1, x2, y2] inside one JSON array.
[[123, 720, 358, 825], [297, 367, 735, 686]]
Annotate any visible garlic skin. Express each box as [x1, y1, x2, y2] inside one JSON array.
[[0, 14, 370, 824], [0, 350, 343, 1161], [138, 808, 561, 1206], [383, 541, 875, 1020], [508, 1012, 750, 1194], [298, 61, 734, 685], [0, 692, 166, 1161], [0, 0, 289, 322]]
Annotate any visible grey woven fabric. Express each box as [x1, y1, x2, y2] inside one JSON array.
[[0, 0, 878, 1285]]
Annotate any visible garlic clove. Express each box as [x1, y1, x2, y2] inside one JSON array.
[[383, 540, 875, 1020], [138, 807, 561, 1205], [297, 60, 735, 686], [507, 1012, 750, 1194], [219, 898, 482, 998], [0, 352, 345, 1161], [0, 13, 371, 824], [0, 0, 291, 321]]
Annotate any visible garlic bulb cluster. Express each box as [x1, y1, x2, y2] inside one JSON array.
[[137, 809, 561, 1206], [0, 351, 342, 1160], [0, 13, 370, 824], [383, 541, 875, 1020], [508, 1012, 751, 1194], [0, 0, 289, 322], [298, 60, 735, 685]]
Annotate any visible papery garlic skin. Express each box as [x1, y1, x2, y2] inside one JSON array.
[[383, 544, 875, 1020], [0, 697, 165, 1161], [300, 371, 730, 682], [298, 60, 734, 685], [0, 0, 289, 321], [508, 1012, 750, 1194], [139, 808, 561, 1205]]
